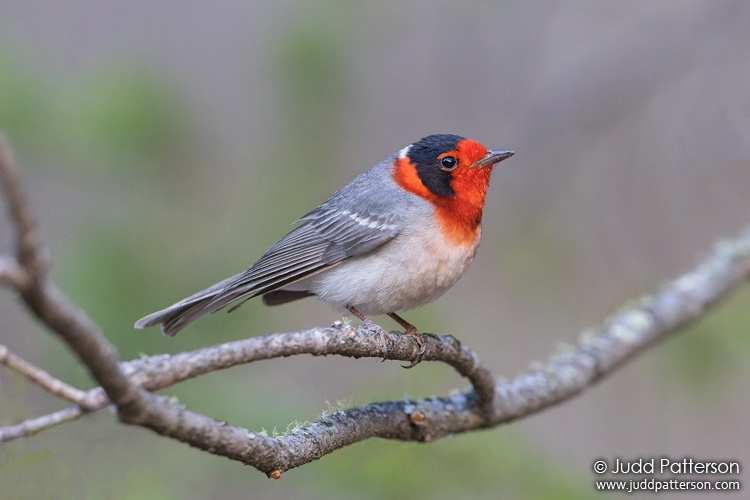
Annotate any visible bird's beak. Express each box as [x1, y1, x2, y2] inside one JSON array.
[[475, 149, 514, 168]]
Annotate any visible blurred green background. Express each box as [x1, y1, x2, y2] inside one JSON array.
[[1, 1, 749, 499]]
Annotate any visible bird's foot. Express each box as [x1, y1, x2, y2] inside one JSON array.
[[401, 326, 426, 369], [386, 312, 426, 368], [361, 318, 391, 359], [349, 306, 392, 360]]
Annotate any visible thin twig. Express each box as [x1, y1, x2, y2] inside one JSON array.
[[0, 406, 87, 441], [0, 344, 89, 405]]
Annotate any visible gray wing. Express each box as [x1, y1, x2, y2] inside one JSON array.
[[134, 206, 401, 336], [302, 206, 401, 263]]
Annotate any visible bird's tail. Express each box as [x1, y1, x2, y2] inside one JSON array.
[[134, 273, 247, 337]]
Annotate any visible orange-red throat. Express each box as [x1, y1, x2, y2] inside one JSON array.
[[392, 136, 496, 246]]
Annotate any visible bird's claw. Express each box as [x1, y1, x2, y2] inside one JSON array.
[[401, 327, 426, 369], [361, 319, 390, 360]]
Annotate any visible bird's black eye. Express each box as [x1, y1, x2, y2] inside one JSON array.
[[439, 156, 457, 171]]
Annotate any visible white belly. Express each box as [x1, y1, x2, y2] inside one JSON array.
[[303, 226, 481, 315]]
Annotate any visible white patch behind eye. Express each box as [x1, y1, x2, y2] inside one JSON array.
[[398, 145, 412, 159]]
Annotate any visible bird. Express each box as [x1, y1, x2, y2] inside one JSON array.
[[135, 134, 514, 366]]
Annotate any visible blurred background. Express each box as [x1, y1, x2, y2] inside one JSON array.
[[1, 1, 749, 498]]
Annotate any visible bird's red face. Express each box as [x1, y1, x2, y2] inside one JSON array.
[[392, 134, 513, 245]]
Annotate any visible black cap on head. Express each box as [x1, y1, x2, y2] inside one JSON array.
[[406, 134, 464, 197]]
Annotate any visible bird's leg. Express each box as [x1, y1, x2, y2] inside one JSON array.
[[387, 312, 426, 368], [348, 306, 389, 358]]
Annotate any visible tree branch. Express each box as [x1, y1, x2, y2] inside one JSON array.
[[0, 135, 46, 286], [0, 406, 88, 441], [0, 344, 89, 405], [1, 133, 749, 477], [113, 224, 750, 473], [122, 325, 498, 416], [0, 254, 29, 288], [0, 133, 152, 422]]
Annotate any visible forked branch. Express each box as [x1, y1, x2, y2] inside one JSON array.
[[1, 133, 749, 477]]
